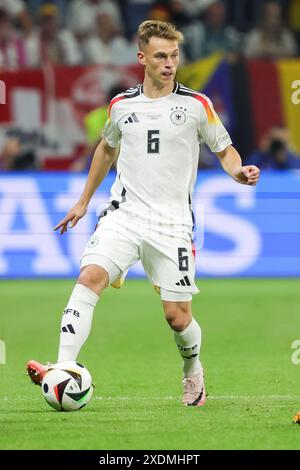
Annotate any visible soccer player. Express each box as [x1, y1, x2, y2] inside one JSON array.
[[27, 20, 260, 406]]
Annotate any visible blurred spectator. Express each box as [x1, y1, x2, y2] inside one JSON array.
[[83, 10, 136, 65], [183, 0, 240, 61], [244, 0, 297, 59], [0, 0, 25, 16], [246, 127, 300, 170], [71, 83, 124, 172], [224, 0, 264, 32], [288, 0, 300, 48], [67, 0, 122, 42], [27, 1, 68, 26], [148, 3, 171, 23], [118, 0, 156, 39], [25, 3, 82, 67], [168, 0, 219, 21], [0, 7, 27, 70], [0, 130, 38, 170], [164, 0, 191, 29], [0, 0, 32, 35]]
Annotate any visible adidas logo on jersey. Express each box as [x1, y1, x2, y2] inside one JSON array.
[[176, 276, 191, 287], [124, 113, 139, 124]]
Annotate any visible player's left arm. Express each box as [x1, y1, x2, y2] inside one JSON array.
[[215, 145, 260, 186]]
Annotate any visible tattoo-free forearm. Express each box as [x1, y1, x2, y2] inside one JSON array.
[[78, 139, 118, 207], [215, 145, 242, 180]]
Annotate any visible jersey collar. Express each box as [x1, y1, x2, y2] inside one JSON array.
[[140, 81, 179, 96]]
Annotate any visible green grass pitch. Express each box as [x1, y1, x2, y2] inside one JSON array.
[[0, 278, 299, 450]]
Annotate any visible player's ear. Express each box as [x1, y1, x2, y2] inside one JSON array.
[[137, 50, 146, 66]]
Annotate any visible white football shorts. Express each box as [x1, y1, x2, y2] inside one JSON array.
[[81, 210, 199, 301]]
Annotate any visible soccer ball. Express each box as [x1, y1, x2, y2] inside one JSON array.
[[41, 361, 94, 411]]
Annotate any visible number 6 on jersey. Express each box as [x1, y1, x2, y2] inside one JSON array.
[[147, 130, 160, 154]]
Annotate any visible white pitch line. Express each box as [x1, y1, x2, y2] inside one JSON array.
[[0, 395, 299, 402], [93, 395, 299, 401]]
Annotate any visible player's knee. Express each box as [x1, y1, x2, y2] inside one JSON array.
[[163, 302, 192, 332], [78, 264, 109, 296]]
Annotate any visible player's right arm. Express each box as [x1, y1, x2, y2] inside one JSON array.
[[54, 138, 118, 235]]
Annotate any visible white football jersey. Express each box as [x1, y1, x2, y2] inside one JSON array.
[[102, 82, 232, 235]]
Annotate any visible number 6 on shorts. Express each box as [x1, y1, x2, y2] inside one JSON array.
[[178, 247, 189, 271]]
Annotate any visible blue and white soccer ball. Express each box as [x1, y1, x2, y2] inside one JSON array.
[[41, 361, 94, 411]]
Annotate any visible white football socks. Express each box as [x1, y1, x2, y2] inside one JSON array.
[[58, 283, 99, 362], [173, 318, 202, 377]]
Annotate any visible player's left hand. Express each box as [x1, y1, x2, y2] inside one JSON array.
[[234, 165, 260, 186]]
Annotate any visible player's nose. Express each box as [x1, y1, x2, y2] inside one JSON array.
[[165, 58, 174, 68]]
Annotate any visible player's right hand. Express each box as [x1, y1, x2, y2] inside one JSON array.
[[53, 202, 87, 235]]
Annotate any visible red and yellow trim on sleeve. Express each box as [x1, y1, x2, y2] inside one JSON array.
[[176, 84, 219, 124], [107, 95, 125, 119], [192, 94, 217, 124]]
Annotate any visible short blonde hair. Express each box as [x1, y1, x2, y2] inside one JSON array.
[[138, 20, 184, 50]]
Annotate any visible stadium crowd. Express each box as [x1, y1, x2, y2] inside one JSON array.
[[1, 0, 300, 171], [0, 0, 299, 69]]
